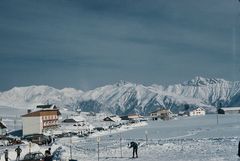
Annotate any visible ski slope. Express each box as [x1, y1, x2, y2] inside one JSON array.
[[0, 114, 239, 161], [57, 114, 240, 161]]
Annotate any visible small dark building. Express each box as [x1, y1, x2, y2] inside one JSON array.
[[150, 109, 172, 120], [218, 107, 240, 114], [103, 115, 121, 122], [103, 117, 114, 122], [120, 115, 129, 120], [62, 118, 77, 123]]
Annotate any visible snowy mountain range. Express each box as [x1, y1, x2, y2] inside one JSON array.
[[1, 77, 240, 115]]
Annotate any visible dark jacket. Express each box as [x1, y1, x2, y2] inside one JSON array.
[[129, 142, 138, 149], [44, 156, 53, 161], [238, 141, 240, 157], [15, 147, 22, 155]]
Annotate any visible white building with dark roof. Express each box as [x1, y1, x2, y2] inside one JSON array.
[[150, 109, 173, 120], [188, 107, 206, 116], [22, 108, 61, 136]]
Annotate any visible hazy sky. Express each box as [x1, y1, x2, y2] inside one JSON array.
[[0, 0, 240, 91]]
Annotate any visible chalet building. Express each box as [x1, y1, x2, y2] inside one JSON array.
[[120, 114, 143, 121], [103, 115, 121, 122], [188, 107, 206, 116], [150, 109, 172, 120], [22, 108, 61, 136], [128, 114, 143, 120], [218, 107, 240, 114], [0, 121, 7, 136]]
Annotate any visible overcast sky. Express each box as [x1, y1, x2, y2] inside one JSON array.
[[0, 0, 240, 91]]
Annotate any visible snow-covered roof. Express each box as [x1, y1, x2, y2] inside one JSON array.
[[0, 121, 7, 129], [190, 107, 205, 112], [103, 115, 121, 122], [22, 109, 61, 117], [220, 107, 240, 111], [128, 114, 143, 119], [36, 104, 56, 109]]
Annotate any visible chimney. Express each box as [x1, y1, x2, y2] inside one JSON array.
[[27, 109, 32, 114]]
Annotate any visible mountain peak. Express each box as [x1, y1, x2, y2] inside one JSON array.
[[114, 80, 133, 87], [182, 76, 226, 86]]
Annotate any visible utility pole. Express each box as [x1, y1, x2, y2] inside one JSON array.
[[97, 136, 100, 161], [145, 130, 148, 145], [29, 142, 31, 153], [69, 134, 72, 160], [14, 115, 17, 130], [120, 133, 122, 158]]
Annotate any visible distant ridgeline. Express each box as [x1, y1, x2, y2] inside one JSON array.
[[0, 77, 240, 115]]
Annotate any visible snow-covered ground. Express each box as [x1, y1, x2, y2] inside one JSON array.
[[57, 114, 240, 161], [0, 114, 240, 161]]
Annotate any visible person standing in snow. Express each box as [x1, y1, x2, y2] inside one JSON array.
[[128, 141, 138, 158], [15, 146, 22, 161], [44, 149, 53, 161], [48, 147, 51, 155], [238, 141, 240, 157], [4, 149, 8, 161]]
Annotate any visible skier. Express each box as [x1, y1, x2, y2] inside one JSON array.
[[128, 141, 138, 158], [15, 146, 22, 161], [4, 149, 8, 161], [238, 141, 240, 157]]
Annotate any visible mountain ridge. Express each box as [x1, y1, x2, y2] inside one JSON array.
[[0, 77, 240, 115]]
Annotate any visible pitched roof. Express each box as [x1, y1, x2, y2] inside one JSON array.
[[62, 118, 77, 123], [22, 109, 61, 117], [36, 104, 57, 109], [150, 108, 170, 114], [103, 116, 121, 122], [103, 117, 114, 122], [0, 122, 7, 129], [220, 107, 240, 111], [128, 114, 143, 119], [190, 107, 205, 112]]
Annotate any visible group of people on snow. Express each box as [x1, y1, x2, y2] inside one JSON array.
[[2, 140, 240, 160], [3, 146, 22, 161], [3, 146, 53, 161]]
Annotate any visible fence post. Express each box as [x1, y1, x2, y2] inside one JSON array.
[[145, 130, 148, 145], [97, 136, 100, 161], [120, 133, 122, 158]]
